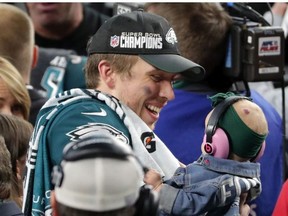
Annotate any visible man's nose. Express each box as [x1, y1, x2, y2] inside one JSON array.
[[159, 81, 175, 101]]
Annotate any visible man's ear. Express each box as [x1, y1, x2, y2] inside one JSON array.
[[51, 191, 59, 216], [98, 60, 115, 88], [32, 45, 39, 69]]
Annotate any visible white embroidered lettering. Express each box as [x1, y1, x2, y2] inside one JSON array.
[[118, 32, 163, 49]]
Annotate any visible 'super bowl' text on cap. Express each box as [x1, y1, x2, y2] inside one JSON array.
[[87, 10, 205, 82]]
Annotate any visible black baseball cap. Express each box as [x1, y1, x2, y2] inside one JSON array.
[[87, 10, 205, 81]]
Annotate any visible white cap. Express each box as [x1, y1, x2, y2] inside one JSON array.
[[54, 135, 144, 212]]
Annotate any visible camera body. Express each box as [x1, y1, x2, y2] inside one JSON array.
[[224, 16, 285, 82]]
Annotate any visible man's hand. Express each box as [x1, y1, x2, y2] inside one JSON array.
[[240, 193, 250, 216], [143, 169, 163, 191]]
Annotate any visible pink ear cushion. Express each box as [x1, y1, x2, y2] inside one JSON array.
[[202, 128, 230, 159], [253, 141, 266, 162]]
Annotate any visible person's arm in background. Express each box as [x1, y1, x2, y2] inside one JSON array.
[[263, 2, 287, 26]]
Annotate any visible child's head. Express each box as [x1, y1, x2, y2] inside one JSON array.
[[201, 92, 268, 162]]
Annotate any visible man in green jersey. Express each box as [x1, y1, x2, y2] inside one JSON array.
[[23, 10, 257, 216]]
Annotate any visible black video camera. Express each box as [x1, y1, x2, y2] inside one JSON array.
[[223, 3, 285, 82]]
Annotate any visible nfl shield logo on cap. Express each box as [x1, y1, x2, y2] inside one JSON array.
[[110, 35, 120, 48]]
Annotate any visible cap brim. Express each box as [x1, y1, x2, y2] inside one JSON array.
[[140, 54, 205, 82]]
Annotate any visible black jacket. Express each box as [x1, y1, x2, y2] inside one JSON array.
[[0, 201, 24, 216]]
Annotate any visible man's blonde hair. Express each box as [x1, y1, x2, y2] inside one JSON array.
[[85, 53, 138, 88], [0, 3, 34, 81]]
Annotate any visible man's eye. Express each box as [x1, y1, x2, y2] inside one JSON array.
[[151, 75, 162, 82]]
